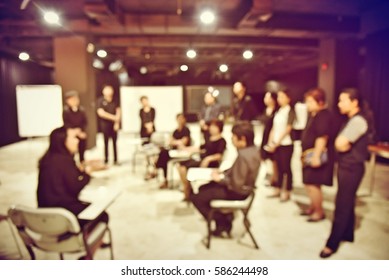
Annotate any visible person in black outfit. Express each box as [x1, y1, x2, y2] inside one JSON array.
[[320, 88, 369, 258], [97, 85, 121, 165], [178, 119, 227, 201], [190, 121, 261, 236], [231, 81, 257, 122], [63, 90, 88, 164], [154, 113, 191, 189], [198, 91, 222, 143], [300, 88, 334, 222], [258, 91, 279, 186], [37, 126, 109, 230], [139, 96, 156, 143]]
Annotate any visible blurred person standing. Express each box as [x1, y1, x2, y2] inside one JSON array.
[[97, 85, 121, 165], [320, 88, 369, 258], [63, 90, 88, 164], [300, 88, 334, 222], [139, 95, 156, 143], [231, 81, 257, 122], [198, 91, 222, 143]]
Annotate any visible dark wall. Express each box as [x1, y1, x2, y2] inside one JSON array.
[[0, 53, 53, 147]]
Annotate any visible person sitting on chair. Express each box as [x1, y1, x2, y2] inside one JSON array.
[[37, 126, 109, 231], [190, 121, 261, 237], [178, 119, 226, 201]]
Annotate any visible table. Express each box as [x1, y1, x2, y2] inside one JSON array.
[[367, 143, 389, 195], [78, 187, 121, 220]]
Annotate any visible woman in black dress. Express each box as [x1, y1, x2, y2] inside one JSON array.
[[139, 96, 156, 142], [258, 91, 279, 186], [301, 88, 334, 222], [177, 119, 227, 201]]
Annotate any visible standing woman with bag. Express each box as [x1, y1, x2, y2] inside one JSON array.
[[300, 88, 334, 222]]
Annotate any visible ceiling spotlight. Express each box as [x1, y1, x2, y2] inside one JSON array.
[[200, 10, 216, 25], [18, 52, 30, 61], [243, 50, 253, 60], [212, 90, 220, 97], [140, 66, 148, 74], [97, 49, 107, 58], [180, 64, 188, 72], [109, 60, 123, 72], [43, 11, 60, 25], [186, 49, 197, 59], [92, 58, 104, 69], [219, 64, 228, 73], [86, 43, 95, 53]]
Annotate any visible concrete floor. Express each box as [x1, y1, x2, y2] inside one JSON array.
[[1, 124, 388, 260]]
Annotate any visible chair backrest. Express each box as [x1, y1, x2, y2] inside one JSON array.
[[8, 205, 84, 254]]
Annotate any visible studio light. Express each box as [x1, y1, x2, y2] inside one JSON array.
[[200, 10, 215, 25], [18, 52, 30, 61], [92, 58, 104, 69], [109, 60, 123, 72], [243, 50, 253, 60], [180, 64, 189, 72], [43, 11, 60, 25], [219, 64, 228, 73], [97, 49, 107, 58], [186, 49, 197, 59]]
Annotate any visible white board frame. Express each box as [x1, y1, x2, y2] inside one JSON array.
[[120, 86, 183, 134], [16, 84, 63, 137]]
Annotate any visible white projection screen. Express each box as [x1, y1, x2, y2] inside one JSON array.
[[120, 86, 183, 134], [16, 85, 63, 137]]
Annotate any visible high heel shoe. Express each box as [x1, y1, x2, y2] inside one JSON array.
[[319, 247, 335, 258]]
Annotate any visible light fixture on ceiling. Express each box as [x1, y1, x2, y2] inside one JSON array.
[[20, 0, 31, 10], [243, 50, 253, 60], [180, 64, 188, 72], [97, 49, 107, 58], [219, 64, 228, 73], [92, 58, 104, 69], [140, 66, 148, 74], [43, 11, 60, 25], [212, 89, 220, 97], [186, 49, 197, 59], [109, 60, 123, 72], [200, 9, 216, 25], [18, 52, 30, 61], [86, 43, 95, 54]]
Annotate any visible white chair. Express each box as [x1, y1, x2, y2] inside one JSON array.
[[7, 205, 113, 260]]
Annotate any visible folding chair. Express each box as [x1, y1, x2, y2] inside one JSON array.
[[7, 205, 113, 260], [205, 191, 259, 249]]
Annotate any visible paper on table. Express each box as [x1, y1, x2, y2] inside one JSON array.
[[187, 167, 215, 182], [168, 149, 192, 159]]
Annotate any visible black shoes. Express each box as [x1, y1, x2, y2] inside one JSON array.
[[319, 248, 335, 258]]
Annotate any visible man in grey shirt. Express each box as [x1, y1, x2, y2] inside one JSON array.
[[190, 121, 261, 237]]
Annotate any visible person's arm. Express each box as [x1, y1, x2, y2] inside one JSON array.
[[335, 116, 367, 152], [97, 108, 117, 122], [200, 139, 226, 167], [60, 157, 91, 198], [113, 107, 121, 131], [216, 154, 248, 190], [310, 136, 328, 167]]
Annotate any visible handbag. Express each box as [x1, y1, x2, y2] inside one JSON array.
[[302, 148, 328, 167]]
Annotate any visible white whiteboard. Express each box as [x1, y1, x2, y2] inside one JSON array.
[[16, 85, 63, 137], [120, 86, 183, 133]]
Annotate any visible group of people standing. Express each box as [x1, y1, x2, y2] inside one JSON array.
[[37, 81, 371, 259], [259, 86, 371, 258]]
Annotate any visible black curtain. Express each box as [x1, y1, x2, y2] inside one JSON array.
[[362, 28, 389, 142]]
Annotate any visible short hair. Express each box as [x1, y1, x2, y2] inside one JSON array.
[[176, 113, 186, 120], [140, 95, 148, 102], [208, 119, 224, 133], [64, 90, 79, 99], [341, 88, 360, 103], [232, 121, 255, 146], [305, 88, 326, 105]]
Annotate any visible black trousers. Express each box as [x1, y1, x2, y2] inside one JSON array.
[[102, 129, 118, 163], [78, 137, 87, 162], [326, 163, 365, 251], [190, 182, 247, 227], [273, 145, 294, 190], [156, 148, 170, 179]]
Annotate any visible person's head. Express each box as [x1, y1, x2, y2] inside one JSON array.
[[263, 91, 278, 108], [176, 113, 186, 127], [233, 81, 246, 99], [102, 85, 114, 102], [277, 89, 292, 107], [304, 88, 327, 113], [64, 90, 80, 108], [140, 95, 149, 107], [208, 119, 224, 136], [47, 126, 79, 156], [338, 88, 361, 117], [231, 121, 255, 149], [204, 92, 216, 105]]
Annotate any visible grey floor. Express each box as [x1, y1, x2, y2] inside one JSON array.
[[1, 124, 388, 260]]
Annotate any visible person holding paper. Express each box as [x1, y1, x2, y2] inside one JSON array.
[[97, 85, 121, 165], [37, 126, 109, 229], [190, 121, 261, 237]]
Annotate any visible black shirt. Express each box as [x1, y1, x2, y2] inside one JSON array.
[[172, 126, 191, 147], [63, 105, 87, 131], [232, 95, 257, 121], [301, 109, 334, 151], [200, 137, 227, 159], [97, 97, 118, 129]]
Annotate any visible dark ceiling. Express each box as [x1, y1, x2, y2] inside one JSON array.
[[0, 0, 387, 81]]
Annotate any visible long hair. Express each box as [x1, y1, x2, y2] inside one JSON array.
[[39, 127, 70, 168]]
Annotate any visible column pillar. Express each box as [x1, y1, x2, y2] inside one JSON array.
[[53, 36, 97, 149], [318, 38, 336, 110]]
